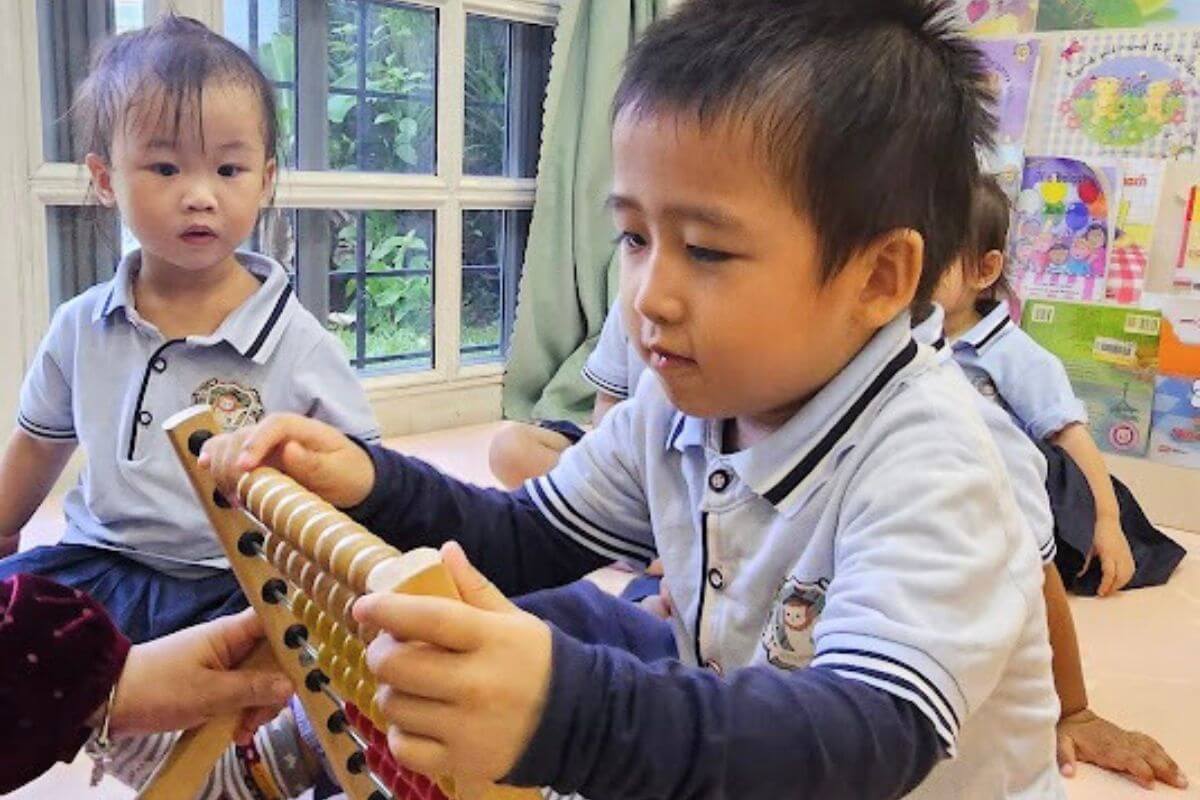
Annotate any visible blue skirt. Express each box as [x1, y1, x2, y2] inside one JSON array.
[[1037, 441, 1186, 595], [0, 544, 247, 644]]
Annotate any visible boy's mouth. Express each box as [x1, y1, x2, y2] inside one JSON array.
[[647, 344, 695, 371], [180, 225, 218, 245]]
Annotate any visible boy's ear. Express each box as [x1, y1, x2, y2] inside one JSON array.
[[855, 228, 923, 328], [85, 153, 117, 207], [973, 249, 1005, 291]]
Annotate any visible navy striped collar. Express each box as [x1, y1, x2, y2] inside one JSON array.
[[954, 300, 1014, 354], [666, 314, 922, 516], [93, 249, 295, 364]]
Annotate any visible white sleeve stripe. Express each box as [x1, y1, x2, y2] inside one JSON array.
[[814, 648, 960, 732], [827, 666, 957, 756], [17, 413, 76, 439], [541, 473, 657, 555], [581, 365, 629, 398], [528, 476, 654, 564]]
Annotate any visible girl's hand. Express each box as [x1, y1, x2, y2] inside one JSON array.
[[109, 610, 293, 743], [1057, 708, 1187, 790], [198, 413, 375, 510], [355, 542, 552, 784], [1086, 517, 1135, 597]]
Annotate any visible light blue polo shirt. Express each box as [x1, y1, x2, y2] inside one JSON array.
[[951, 300, 1088, 442], [18, 250, 379, 577], [581, 302, 646, 400], [528, 314, 1061, 798], [915, 305, 1056, 565]]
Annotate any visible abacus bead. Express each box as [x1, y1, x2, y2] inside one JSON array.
[[346, 545, 394, 595]]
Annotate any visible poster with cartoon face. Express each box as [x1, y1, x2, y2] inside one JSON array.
[[1012, 156, 1116, 302], [958, 0, 1039, 36], [1038, 0, 1200, 32], [761, 577, 828, 670], [1030, 31, 1200, 159]]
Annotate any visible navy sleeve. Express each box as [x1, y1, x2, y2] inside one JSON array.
[[506, 629, 942, 799], [345, 444, 610, 596], [515, 581, 677, 663]]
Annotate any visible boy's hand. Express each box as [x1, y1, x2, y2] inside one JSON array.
[[355, 542, 553, 783], [1086, 517, 1135, 597], [198, 413, 375, 509], [1057, 708, 1187, 790]]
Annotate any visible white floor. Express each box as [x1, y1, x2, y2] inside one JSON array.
[[10, 423, 1199, 799]]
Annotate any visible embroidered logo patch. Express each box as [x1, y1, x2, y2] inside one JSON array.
[[761, 576, 829, 670], [192, 378, 266, 433]]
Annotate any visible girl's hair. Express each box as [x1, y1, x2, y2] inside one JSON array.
[[73, 14, 278, 164], [963, 172, 1013, 299]]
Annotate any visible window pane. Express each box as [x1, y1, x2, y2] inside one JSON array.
[[45, 205, 128, 308], [39, 1, 147, 163], [224, 0, 299, 166], [327, 0, 437, 173], [464, 15, 552, 178], [461, 209, 531, 363]]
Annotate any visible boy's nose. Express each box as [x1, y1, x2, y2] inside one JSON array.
[[632, 253, 686, 326], [182, 182, 217, 212]]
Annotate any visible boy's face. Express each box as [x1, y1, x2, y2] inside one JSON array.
[[88, 81, 275, 275], [610, 112, 875, 427]]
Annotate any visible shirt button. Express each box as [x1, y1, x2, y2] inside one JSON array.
[[138, 410, 153, 426], [707, 567, 725, 590], [152, 357, 168, 373], [708, 469, 730, 493], [704, 659, 724, 676]]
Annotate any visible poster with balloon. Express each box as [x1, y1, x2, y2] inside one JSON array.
[[1029, 30, 1200, 159], [1011, 156, 1116, 302]]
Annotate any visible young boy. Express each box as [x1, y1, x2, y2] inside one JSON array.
[[489, 300, 643, 488], [203, 1, 1063, 796]]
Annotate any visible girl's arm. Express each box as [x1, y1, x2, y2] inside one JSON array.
[[1050, 422, 1134, 596], [0, 430, 76, 556], [591, 390, 621, 427]]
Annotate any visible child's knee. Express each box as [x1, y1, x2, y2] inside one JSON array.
[[488, 422, 569, 488]]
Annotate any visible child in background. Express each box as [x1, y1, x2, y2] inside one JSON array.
[[0, 15, 379, 643], [0, 17, 374, 799], [933, 175, 1185, 597], [204, 2, 1066, 796], [489, 301, 643, 488]]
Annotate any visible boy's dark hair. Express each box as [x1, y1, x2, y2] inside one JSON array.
[[613, 0, 995, 308], [964, 173, 1013, 300], [74, 14, 278, 164]]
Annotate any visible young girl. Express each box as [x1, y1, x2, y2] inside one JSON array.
[[0, 16, 374, 797], [934, 175, 1185, 597]]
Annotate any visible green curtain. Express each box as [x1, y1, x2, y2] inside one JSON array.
[[502, 0, 671, 422]]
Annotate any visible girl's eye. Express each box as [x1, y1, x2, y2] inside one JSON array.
[[687, 245, 733, 263], [152, 163, 179, 177], [217, 164, 244, 178]]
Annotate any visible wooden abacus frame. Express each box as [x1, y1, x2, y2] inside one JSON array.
[[137, 406, 539, 800]]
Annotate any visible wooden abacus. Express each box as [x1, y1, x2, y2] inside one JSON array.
[[139, 405, 540, 800]]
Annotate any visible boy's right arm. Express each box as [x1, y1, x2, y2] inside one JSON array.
[[0, 430, 76, 556]]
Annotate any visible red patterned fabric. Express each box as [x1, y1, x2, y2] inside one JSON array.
[[0, 574, 131, 792], [1106, 244, 1148, 306]]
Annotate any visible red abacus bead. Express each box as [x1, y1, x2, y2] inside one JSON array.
[[344, 702, 360, 727]]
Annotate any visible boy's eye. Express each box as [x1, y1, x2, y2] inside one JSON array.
[[217, 164, 244, 178], [151, 163, 179, 177], [687, 245, 733, 263], [617, 231, 647, 249]]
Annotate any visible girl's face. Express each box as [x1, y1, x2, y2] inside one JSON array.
[[933, 256, 976, 324], [87, 80, 276, 276]]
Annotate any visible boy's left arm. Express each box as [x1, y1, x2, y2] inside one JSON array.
[[1044, 565, 1186, 789]]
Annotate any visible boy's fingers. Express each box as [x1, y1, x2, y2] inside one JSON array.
[[387, 726, 450, 777], [364, 637, 459, 701], [1057, 733, 1077, 775], [440, 542, 513, 614], [356, 594, 483, 651], [1135, 735, 1184, 786], [202, 670, 293, 718], [208, 609, 267, 667], [236, 415, 301, 470], [375, 685, 452, 739], [1097, 556, 1116, 597]]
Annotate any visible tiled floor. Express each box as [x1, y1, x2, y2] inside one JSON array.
[[9, 423, 1199, 798]]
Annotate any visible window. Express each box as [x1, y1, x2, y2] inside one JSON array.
[[27, 0, 556, 387]]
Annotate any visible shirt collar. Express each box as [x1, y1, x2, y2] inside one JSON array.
[[912, 303, 946, 351], [93, 250, 296, 364], [953, 299, 1013, 354], [666, 313, 921, 517]]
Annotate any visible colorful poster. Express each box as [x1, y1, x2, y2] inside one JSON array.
[[979, 39, 1041, 144], [1037, 0, 1200, 31], [1030, 31, 1200, 160], [983, 143, 1027, 200], [1011, 156, 1116, 302], [1021, 300, 1161, 455], [1148, 296, 1200, 468], [959, 0, 1040, 36], [1106, 158, 1165, 304]]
